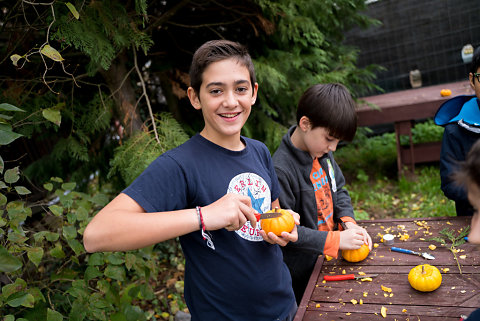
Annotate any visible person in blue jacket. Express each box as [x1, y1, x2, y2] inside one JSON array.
[[435, 47, 480, 216], [83, 40, 300, 321]]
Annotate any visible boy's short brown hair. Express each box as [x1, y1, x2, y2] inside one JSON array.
[[189, 40, 256, 96], [296, 83, 357, 142]]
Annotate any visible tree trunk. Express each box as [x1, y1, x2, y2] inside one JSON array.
[[100, 50, 144, 136]]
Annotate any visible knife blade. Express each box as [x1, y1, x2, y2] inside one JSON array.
[[254, 212, 282, 220], [391, 247, 435, 260], [323, 274, 378, 281]]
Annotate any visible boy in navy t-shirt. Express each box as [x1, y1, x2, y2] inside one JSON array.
[[83, 40, 299, 321]]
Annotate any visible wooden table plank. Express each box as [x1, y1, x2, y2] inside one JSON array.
[[295, 216, 478, 321]]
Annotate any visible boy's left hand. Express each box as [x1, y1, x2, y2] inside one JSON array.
[[259, 210, 300, 246], [344, 221, 372, 249]]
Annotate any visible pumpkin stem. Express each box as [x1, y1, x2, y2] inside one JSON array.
[[421, 265, 425, 274]]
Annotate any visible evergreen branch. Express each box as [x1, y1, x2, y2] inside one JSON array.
[[430, 226, 470, 274]]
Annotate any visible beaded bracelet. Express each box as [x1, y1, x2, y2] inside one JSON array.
[[196, 206, 215, 250]]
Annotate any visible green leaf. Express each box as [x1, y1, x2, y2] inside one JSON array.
[[4, 167, 20, 184], [0, 128, 23, 145], [125, 253, 136, 270], [15, 186, 31, 195], [49, 204, 64, 216], [27, 247, 44, 267], [62, 182, 76, 190], [3, 315, 15, 321], [66, 2, 80, 19], [40, 44, 64, 62], [0, 193, 7, 206], [0, 155, 4, 173], [47, 308, 64, 321], [44, 182, 53, 191], [42, 108, 61, 126], [2, 278, 26, 297], [104, 265, 126, 281], [0, 245, 22, 272], [45, 231, 60, 242], [6, 292, 34, 308], [84, 266, 103, 281], [50, 243, 66, 259], [76, 206, 89, 221], [88, 252, 104, 265], [0, 181, 7, 188], [67, 238, 85, 256], [106, 252, 124, 265], [69, 299, 87, 321], [63, 225, 77, 240], [0, 103, 25, 112]]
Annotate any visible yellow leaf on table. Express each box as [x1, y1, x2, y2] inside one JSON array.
[[381, 285, 392, 292], [361, 277, 373, 282], [325, 255, 333, 261], [350, 299, 358, 305], [429, 244, 436, 250], [381, 306, 387, 318]]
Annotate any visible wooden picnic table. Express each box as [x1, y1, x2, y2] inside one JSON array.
[[294, 216, 479, 320]]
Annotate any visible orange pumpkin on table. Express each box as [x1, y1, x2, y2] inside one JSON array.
[[260, 208, 295, 236], [342, 244, 370, 262], [440, 89, 452, 97]]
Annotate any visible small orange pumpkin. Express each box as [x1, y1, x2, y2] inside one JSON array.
[[408, 264, 442, 292], [440, 89, 452, 97], [261, 208, 295, 236], [342, 244, 370, 262]]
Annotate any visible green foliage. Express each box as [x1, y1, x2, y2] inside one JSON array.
[[109, 112, 189, 186], [0, 159, 185, 320], [52, 0, 153, 71], [399, 120, 444, 145], [253, 0, 384, 127], [17, 93, 114, 187], [0, 103, 25, 145], [335, 128, 398, 180]]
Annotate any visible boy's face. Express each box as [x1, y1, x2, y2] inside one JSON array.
[[469, 67, 480, 99], [299, 118, 339, 159], [187, 58, 257, 148], [467, 181, 480, 244]]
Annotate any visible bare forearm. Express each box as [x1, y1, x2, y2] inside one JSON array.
[[83, 195, 198, 252]]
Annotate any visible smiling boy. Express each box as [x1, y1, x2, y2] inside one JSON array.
[[83, 40, 299, 321]]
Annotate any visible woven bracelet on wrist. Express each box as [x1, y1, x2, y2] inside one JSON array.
[[196, 206, 215, 250]]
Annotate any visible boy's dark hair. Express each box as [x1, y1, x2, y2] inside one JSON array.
[[189, 40, 256, 96], [454, 139, 480, 188], [296, 83, 357, 142], [469, 47, 480, 78]]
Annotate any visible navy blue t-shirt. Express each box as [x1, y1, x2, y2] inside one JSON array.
[[123, 134, 296, 321]]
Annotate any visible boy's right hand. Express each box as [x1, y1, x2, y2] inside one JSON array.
[[339, 228, 365, 250], [201, 193, 258, 231]]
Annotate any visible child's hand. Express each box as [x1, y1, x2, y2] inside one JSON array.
[[259, 210, 300, 246], [201, 193, 257, 231], [344, 222, 373, 249], [339, 228, 365, 250]]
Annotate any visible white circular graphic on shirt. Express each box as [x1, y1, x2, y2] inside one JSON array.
[[227, 172, 271, 242]]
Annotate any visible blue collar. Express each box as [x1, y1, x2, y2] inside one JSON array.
[[434, 95, 480, 126]]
